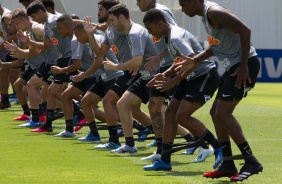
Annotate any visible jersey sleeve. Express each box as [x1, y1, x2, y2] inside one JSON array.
[[128, 29, 146, 57], [172, 36, 195, 57], [71, 39, 84, 60]]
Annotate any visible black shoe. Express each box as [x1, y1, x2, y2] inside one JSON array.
[[230, 160, 263, 182]]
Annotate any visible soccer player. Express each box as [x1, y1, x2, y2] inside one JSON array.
[[84, 0, 152, 150], [176, 0, 262, 182], [3, 8, 45, 121], [94, 4, 158, 153], [72, 22, 123, 141], [142, 9, 222, 171], [137, 0, 213, 162]]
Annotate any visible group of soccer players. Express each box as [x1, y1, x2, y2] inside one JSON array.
[[0, 0, 263, 182]]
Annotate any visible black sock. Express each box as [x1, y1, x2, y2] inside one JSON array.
[[220, 141, 236, 167], [42, 101, 47, 112], [156, 138, 162, 154], [125, 137, 135, 147], [133, 120, 146, 131], [43, 109, 54, 129], [89, 121, 99, 136], [73, 101, 85, 121], [183, 133, 196, 142], [1, 94, 9, 104], [22, 104, 31, 116], [31, 109, 40, 122], [194, 135, 209, 149], [39, 104, 44, 116], [200, 130, 220, 149], [66, 119, 74, 132], [161, 142, 173, 163], [238, 141, 255, 163], [108, 125, 120, 144]]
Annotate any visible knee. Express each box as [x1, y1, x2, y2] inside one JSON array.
[[103, 95, 115, 107], [116, 97, 128, 111], [148, 100, 158, 113], [61, 91, 70, 102], [81, 95, 90, 108]]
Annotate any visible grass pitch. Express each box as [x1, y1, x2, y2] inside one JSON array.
[[0, 83, 281, 183]]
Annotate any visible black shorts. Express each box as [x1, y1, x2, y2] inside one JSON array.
[[53, 57, 75, 84], [173, 67, 220, 105], [216, 56, 260, 101], [20, 66, 37, 84], [127, 77, 151, 104], [3, 53, 17, 62], [110, 71, 141, 97], [22, 61, 29, 72], [89, 77, 117, 98], [72, 76, 99, 93], [36, 62, 54, 84]]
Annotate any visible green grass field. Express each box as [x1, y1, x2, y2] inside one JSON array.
[[0, 83, 281, 183]]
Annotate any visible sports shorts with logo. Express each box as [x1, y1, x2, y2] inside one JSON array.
[[127, 77, 152, 104], [216, 56, 260, 101], [36, 62, 54, 85], [20, 65, 37, 84], [72, 76, 99, 93], [89, 77, 117, 99], [110, 71, 141, 97], [173, 67, 220, 105]]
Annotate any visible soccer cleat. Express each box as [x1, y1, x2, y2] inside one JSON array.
[[39, 115, 46, 123], [230, 160, 263, 182], [18, 120, 41, 127], [110, 144, 137, 153], [141, 152, 161, 161], [136, 128, 151, 142], [192, 146, 214, 163], [94, 142, 121, 149], [213, 148, 223, 169], [117, 129, 124, 136], [54, 130, 76, 137], [146, 140, 157, 147], [143, 158, 172, 171], [72, 115, 78, 124], [13, 113, 31, 121], [74, 118, 87, 132], [78, 132, 101, 142], [31, 127, 53, 132], [181, 146, 198, 155], [203, 168, 237, 179]]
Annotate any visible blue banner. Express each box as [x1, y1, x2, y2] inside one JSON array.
[[256, 49, 282, 82]]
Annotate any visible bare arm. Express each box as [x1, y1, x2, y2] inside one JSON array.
[[103, 55, 142, 71]]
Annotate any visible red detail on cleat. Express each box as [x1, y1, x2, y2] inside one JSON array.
[[74, 118, 87, 132], [31, 127, 52, 132], [14, 113, 31, 121], [40, 116, 46, 122], [203, 170, 236, 179]]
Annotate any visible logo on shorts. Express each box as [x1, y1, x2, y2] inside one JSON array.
[[47, 75, 54, 82], [50, 37, 58, 45], [222, 94, 231, 98], [152, 36, 161, 43], [207, 35, 220, 45], [204, 95, 211, 102], [111, 45, 119, 54]]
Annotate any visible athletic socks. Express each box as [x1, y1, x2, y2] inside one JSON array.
[[125, 137, 135, 147], [220, 141, 236, 167], [22, 104, 31, 116], [73, 101, 85, 121], [161, 142, 173, 163], [156, 138, 163, 154], [108, 125, 120, 144], [66, 119, 74, 132], [31, 109, 40, 122], [1, 94, 9, 104], [89, 121, 99, 136], [183, 133, 196, 142], [43, 109, 54, 129], [200, 129, 220, 149]]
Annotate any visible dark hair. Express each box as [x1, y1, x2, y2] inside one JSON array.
[[107, 4, 129, 19], [143, 9, 167, 24], [26, 1, 46, 16], [98, 0, 119, 11], [71, 14, 80, 20], [12, 8, 29, 20], [40, 0, 55, 10], [56, 14, 73, 24], [74, 22, 84, 32]]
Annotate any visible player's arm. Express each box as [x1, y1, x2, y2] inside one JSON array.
[[58, 59, 81, 73], [103, 55, 142, 71], [87, 32, 110, 57], [0, 59, 24, 68], [83, 56, 103, 77], [208, 6, 250, 65]]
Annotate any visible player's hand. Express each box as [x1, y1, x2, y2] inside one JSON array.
[[50, 66, 62, 74], [146, 73, 166, 87], [231, 63, 251, 89], [154, 77, 176, 92], [130, 67, 139, 76], [144, 56, 161, 71], [10, 51, 25, 58], [83, 16, 97, 34], [17, 30, 30, 43], [102, 60, 117, 70], [4, 40, 18, 53], [73, 72, 86, 82], [175, 54, 197, 77]]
